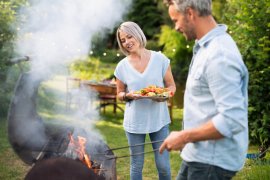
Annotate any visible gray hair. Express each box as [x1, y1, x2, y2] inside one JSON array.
[[164, 0, 212, 16], [116, 21, 147, 56]]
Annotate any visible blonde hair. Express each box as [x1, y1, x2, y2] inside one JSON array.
[[116, 21, 147, 56]]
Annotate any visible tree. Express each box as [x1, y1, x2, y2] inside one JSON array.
[[212, 0, 227, 22], [158, 25, 192, 84], [0, 1, 16, 74], [0, 0, 27, 116], [224, 0, 270, 147], [127, 0, 164, 40]]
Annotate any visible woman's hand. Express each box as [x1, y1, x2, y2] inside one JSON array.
[[151, 97, 169, 102], [126, 91, 141, 100]]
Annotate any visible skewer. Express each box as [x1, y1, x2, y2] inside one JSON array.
[[105, 148, 160, 160], [92, 140, 164, 158], [108, 139, 164, 151]]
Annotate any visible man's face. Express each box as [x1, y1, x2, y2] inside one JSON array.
[[168, 5, 196, 41]]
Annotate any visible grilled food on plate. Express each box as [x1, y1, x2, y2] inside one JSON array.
[[132, 85, 172, 99]]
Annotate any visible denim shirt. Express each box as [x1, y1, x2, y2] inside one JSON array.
[[181, 24, 249, 171]]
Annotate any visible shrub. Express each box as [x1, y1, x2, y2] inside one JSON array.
[[224, 0, 270, 147]]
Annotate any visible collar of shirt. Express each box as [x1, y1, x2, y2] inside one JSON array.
[[194, 24, 228, 51], [189, 24, 228, 72]]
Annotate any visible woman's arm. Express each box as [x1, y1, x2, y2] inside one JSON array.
[[116, 78, 127, 101], [116, 78, 139, 101], [164, 65, 176, 96]]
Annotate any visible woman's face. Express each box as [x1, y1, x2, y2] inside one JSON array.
[[119, 31, 140, 53]]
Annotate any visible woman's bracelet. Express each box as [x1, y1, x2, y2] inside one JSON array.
[[122, 93, 126, 101], [122, 92, 132, 102]]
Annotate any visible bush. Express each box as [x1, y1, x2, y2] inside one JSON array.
[[158, 25, 193, 84], [0, 0, 28, 117], [69, 56, 116, 81], [224, 0, 270, 146]]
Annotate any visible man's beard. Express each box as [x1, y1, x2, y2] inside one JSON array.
[[184, 30, 196, 41], [182, 17, 196, 41]]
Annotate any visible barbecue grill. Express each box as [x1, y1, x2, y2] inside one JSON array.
[[7, 70, 117, 179]]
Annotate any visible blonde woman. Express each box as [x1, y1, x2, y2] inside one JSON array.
[[114, 21, 176, 180]]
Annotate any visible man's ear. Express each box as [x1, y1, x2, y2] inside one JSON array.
[[186, 7, 196, 21]]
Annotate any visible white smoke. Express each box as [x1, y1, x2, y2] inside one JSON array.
[[15, 0, 131, 76], [9, 0, 132, 156]]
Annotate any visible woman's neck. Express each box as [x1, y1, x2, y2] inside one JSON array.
[[127, 48, 151, 73], [129, 48, 149, 60]]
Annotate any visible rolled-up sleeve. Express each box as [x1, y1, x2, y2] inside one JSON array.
[[206, 50, 248, 138]]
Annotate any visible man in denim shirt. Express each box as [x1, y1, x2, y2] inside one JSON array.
[[160, 0, 249, 179]]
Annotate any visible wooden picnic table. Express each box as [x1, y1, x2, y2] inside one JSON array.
[[80, 81, 124, 114]]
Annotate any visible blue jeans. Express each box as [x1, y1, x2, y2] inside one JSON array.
[[125, 125, 171, 180], [176, 160, 237, 180]]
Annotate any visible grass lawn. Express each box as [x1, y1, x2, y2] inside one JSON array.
[[95, 106, 183, 180], [0, 75, 269, 179]]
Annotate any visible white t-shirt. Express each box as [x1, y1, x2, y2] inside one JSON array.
[[114, 51, 171, 133]]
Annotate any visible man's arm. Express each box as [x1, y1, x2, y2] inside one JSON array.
[[159, 120, 223, 153]]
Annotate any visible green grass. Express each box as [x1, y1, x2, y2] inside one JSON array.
[[0, 75, 270, 179], [70, 57, 117, 81], [0, 120, 30, 180], [95, 107, 183, 179]]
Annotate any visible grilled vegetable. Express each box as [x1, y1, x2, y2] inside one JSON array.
[[134, 85, 170, 97]]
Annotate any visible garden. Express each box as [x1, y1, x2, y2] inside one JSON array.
[[0, 0, 270, 179]]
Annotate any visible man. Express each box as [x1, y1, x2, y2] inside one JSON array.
[[159, 0, 249, 179]]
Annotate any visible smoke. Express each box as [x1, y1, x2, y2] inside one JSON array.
[[8, 0, 132, 161], [15, 0, 131, 77]]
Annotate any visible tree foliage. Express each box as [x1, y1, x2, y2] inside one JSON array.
[[0, 0, 27, 116], [158, 25, 192, 84], [0, 1, 16, 74], [126, 0, 164, 39], [224, 0, 270, 146]]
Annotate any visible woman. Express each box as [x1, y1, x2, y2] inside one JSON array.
[[114, 21, 176, 180]]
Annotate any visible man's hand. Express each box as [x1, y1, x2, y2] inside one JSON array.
[[159, 121, 225, 154], [159, 130, 189, 154]]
